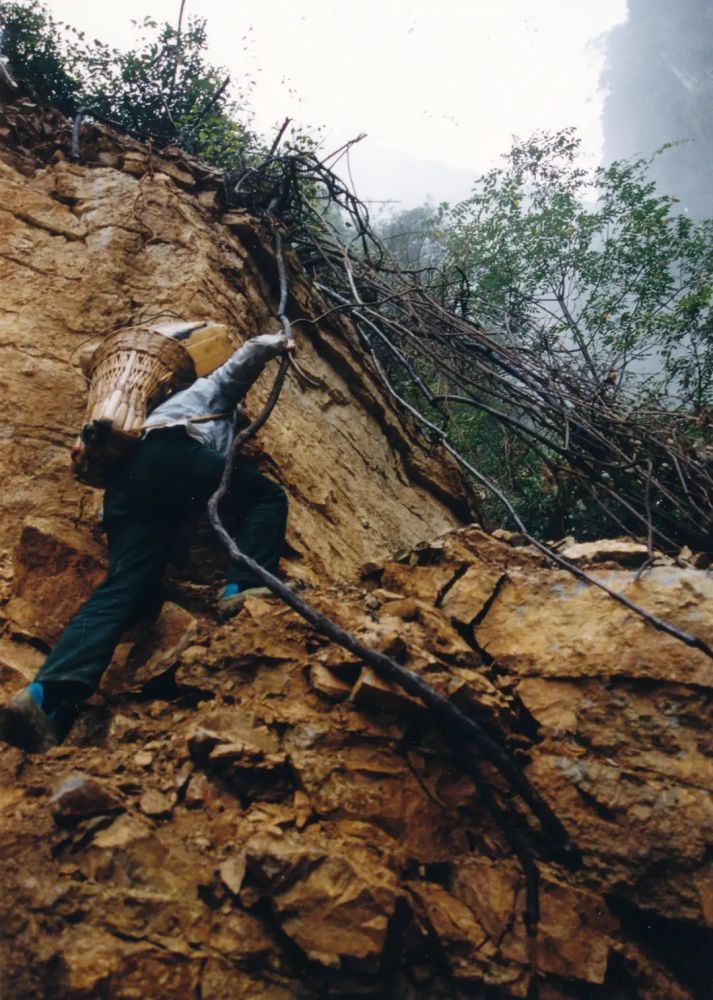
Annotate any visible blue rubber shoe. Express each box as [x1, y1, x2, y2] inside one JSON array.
[[0, 683, 60, 753], [217, 584, 273, 622]]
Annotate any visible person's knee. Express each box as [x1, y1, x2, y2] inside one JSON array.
[[270, 481, 288, 517]]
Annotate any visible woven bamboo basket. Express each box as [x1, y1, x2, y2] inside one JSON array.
[[84, 327, 196, 434], [72, 326, 197, 485]]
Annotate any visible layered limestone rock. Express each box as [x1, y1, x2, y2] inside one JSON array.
[[0, 98, 711, 999]]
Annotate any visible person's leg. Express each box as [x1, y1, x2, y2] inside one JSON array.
[[1, 431, 202, 751], [1, 514, 173, 751], [223, 461, 288, 589], [134, 431, 289, 588], [35, 515, 172, 700]]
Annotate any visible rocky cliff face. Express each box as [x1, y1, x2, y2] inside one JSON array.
[[0, 99, 711, 999], [0, 98, 468, 594]]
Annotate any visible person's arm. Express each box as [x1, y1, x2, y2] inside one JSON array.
[[207, 332, 293, 411]]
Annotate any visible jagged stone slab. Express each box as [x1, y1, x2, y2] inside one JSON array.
[[101, 601, 198, 695], [6, 517, 107, 645], [477, 566, 713, 687]]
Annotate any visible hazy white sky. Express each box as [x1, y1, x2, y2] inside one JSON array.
[[46, 0, 628, 207]]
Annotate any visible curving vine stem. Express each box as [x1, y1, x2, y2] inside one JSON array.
[[207, 219, 585, 998]]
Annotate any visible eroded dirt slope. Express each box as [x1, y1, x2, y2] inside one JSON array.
[[0, 97, 467, 600]]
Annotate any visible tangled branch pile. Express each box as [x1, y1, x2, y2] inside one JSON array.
[[224, 143, 713, 556]]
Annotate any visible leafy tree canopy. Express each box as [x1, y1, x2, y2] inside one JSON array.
[[383, 129, 713, 412], [374, 130, 713, 539]]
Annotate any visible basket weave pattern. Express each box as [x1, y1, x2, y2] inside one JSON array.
[[86, 328, 196, 436]]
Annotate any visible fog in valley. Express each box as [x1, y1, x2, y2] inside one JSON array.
[[601, 0, 713, 218]]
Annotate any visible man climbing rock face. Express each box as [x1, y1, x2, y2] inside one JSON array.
[[0, 331, 294, 753]]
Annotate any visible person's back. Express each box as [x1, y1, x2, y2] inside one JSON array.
[[144, 332, 288, 453]]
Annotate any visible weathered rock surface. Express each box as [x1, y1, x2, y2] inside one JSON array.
[[50, 772, 124, 826], [0, 98, 711, 999], [0, 523, 710, 998], [0, 97, 467, 603]]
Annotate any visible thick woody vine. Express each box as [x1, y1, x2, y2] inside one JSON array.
[[206, 220, 578, 996]]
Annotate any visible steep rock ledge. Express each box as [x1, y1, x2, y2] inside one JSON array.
[[0, 98, 711, 999]]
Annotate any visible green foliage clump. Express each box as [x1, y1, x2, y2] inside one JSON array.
[[443, 129, 713, 410], [0, 0, 78, 111], [0, 0, 256, 164]]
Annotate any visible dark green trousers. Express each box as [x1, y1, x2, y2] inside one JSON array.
[[36, 428, 287, 698]]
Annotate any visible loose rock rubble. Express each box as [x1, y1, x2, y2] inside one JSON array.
[[0, 527, 711, 998]]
